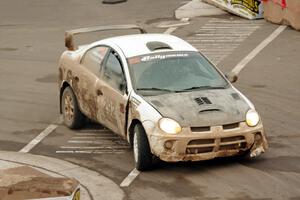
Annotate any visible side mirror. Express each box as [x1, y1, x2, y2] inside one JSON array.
[[225, 72, 238, 83]]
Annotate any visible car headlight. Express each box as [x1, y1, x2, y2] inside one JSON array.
[[246, 109, 260, 127], [158, 118, 182, 134]]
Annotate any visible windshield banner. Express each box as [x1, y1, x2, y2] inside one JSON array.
[[203, 0, 263, 19]]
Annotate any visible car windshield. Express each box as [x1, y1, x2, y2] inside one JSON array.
[[128, 51, 228, 95]]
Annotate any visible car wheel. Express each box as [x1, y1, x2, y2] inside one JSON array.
[[61, 86, 85, 129], [133, 124, 153, 171]]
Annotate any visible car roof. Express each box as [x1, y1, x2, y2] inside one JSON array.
[[96, 34, 197, 58]]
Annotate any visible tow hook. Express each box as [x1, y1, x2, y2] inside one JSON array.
[[250, 146, 265, 158], [250, 133, 266, 158]]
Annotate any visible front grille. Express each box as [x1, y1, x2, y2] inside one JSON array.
[[188, 139, 214, 145], [186, 135, 247, 155], [191, 126, 210, 132], [219, 136, 247, 151], [221, 136, 244, 143], [186, 147, 214, 154], [223, 122, 240, 130], [219, 143, 246, 150], [186, 138, 215, 154], [191, 122, 240, 133]]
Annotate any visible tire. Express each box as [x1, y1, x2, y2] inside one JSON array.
[[61, 86, 85, 129], [133, 124, 153, 171]]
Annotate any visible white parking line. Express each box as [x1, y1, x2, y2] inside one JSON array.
[[120, 168, 140, 187], [68, 140, 128, 144], [231, 25, 287, 75], [56, 150, 125, 154], [163, 18, 189, 34], [164, 27, 178, 34], [60, 146, 130, 149], [19, 124, 58, 153], [72, 136, 120, 139], [19, 116, 62, 153], [75, 133, 109, 136], [77, 129, 109, 133], [188, 18, 263, 65]]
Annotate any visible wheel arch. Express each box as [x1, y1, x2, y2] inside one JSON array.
[[59, 81, 71, 114], [128, 119, 142, 146]]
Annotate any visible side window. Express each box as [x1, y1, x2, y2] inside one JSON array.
[[102, 51, 126, 92], [81, 46, 109, 75]]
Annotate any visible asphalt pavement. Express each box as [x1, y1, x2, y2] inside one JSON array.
[[0, 0, 300, 199]]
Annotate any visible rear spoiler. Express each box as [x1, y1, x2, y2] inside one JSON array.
[[65, 24, 147, 51]]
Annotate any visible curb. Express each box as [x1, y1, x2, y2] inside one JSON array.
[[175, 0, 227, 19], [0, 151, 125, 200]]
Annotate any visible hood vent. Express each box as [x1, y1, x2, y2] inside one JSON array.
[[194, 97, 212, 105], [231, 93, 241, 100], [146, 42, 172, 51], [199, 108, 221, 113]]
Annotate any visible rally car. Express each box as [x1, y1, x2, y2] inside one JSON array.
[[58, 25, 268, 171]]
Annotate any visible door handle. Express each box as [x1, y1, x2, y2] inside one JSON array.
[[96, 89, 103, 96]]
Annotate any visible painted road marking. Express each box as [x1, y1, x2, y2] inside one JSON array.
[[75, 133, 111, 136], [76, 130, 109, 134], [231, 25, 287, 75], [56, 128, 131, 154], [163, 18, 189, 34], [120, 168, 140, 187], [187, 18, 265, 65], [56, 150, 126, 154], [67, 140, 128, 145], [72, 136, 121, 139], [19, 116, 63, 153], [164, 27, 178, 34], [60, 146, 130, 149], [19, 124, 58, 153]]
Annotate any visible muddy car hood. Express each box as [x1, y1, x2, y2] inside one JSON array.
[[143, 88, 250, 127]]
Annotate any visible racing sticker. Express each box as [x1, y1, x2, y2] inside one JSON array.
[[141, 53, 189, 62], [232, 0, 260, 14], [128, 53, 190, 64], [204, 0, 263, 19]]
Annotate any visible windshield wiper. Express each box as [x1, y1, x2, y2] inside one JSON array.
[[137, 87, 174, 92], [176, 85, 227, 92]]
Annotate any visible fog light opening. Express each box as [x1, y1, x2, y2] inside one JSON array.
[[164, 141, 174, 150], [254, 133, 263, 144]]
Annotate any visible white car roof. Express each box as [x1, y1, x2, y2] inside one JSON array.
[[96, 34, 197, 58]]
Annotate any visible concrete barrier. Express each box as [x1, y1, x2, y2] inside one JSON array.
[[0, 166, 80, 200], [263, 0, 300, 30]]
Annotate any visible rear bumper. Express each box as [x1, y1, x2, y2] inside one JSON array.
[[146, 121, 268, 162]]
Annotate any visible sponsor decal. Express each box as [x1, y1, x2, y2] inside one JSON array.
[[231, 0, 260, 14], [205, 0, 263, 19], [140, 53, 189, 62]]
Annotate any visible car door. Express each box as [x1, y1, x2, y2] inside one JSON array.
[[77, 46, 109, 121], [96, 49, 128, 136]]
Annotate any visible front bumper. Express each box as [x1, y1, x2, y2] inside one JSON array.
[[146, 121, 268, 162]]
